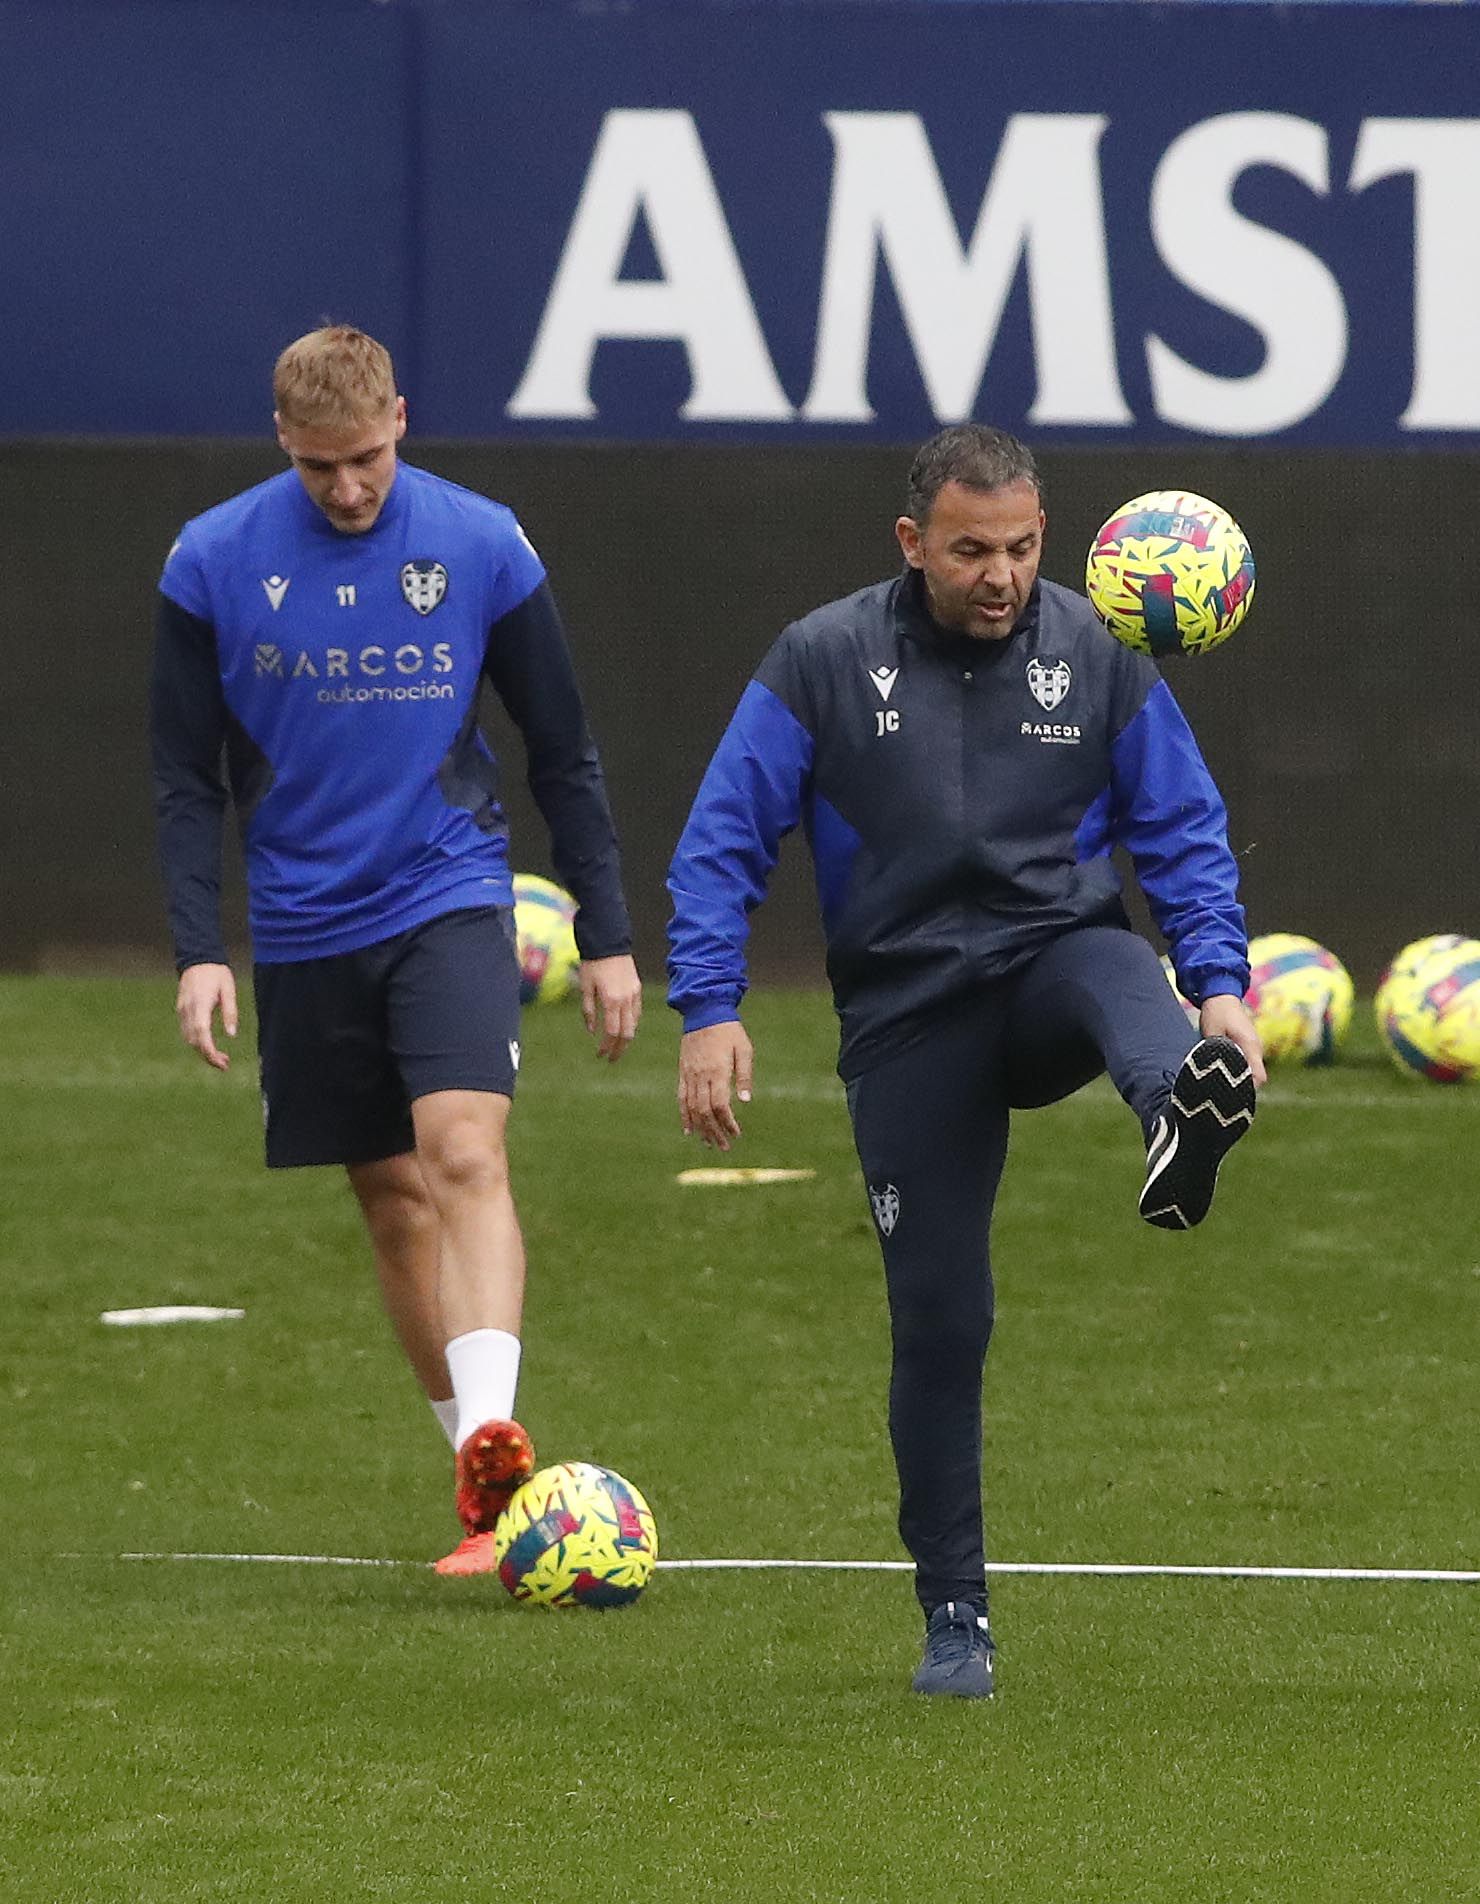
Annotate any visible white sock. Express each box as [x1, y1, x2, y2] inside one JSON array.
[[445, 1328, 522, 1450], [430, 1397, 459, 1449]]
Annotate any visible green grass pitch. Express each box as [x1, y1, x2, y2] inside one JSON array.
[[2, 973, 1478, 1901]]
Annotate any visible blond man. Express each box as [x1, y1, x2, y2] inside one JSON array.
[[151, 326, 641, 1572]]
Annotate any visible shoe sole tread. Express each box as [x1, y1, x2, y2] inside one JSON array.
[[1139, 1036, 1256, 1230]]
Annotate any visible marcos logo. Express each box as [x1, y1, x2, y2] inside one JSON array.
[[253, 640, 456, 683]]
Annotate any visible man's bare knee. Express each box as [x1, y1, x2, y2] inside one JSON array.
[[419, 1130, 510, 1202], [348, 1157, 437, 1249]]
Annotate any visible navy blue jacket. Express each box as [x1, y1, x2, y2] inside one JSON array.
[[668, 569, 1247, 1079]]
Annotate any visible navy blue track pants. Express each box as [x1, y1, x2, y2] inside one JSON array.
[[844, 925, 1198, 1613]]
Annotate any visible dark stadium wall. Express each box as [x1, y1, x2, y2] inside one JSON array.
[[5, 442, 1477, 991]]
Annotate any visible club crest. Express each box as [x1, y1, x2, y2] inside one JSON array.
[[400, 559, 448, 616], [1027, 657, 1072, 711], [869, 1182, 900, 1237]]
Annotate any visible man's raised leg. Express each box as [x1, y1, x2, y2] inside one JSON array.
[[1003, 926, 1254, 1229]]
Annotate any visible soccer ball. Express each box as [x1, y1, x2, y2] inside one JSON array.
[[1376, 933, 1468, 997], [1245, 934, 1353, 1065], [1375, 936, 1480, 1083], [494, 1462, 658, 1609], [512, 874, 579, 1005], [1158, 955, 1200, 1028], [1085, 491, 1255, 657]]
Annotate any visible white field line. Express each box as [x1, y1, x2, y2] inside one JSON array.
[[8, 1062, 1471, 1113], [117, 1551, 410, 1568], [96, 1552, 1480, 1583]]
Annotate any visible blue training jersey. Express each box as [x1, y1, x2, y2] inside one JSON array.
[[152, 462, 630, 966]]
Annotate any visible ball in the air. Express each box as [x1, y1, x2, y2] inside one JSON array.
[[1086, 491, 1255, 656], [494, 1462, 658, 1609], [512, 874, 579, 1005], [1375, 936, 1480, 1083], [1245, 934, 1353, 1066]]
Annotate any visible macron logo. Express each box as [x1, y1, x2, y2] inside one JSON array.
[[868, 665, 899, 703], [262, 575, 290, 612]]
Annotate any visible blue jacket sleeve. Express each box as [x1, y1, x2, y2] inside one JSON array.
[[666, 679, 814, 1032], [482, 580, 632, 961], [1110, 676, 1249, 1004], [150, 591, 230, 970]]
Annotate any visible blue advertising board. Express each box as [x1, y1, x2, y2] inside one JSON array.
[[4, 0, 1477, 442]]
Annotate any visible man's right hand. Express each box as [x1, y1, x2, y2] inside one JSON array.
[[175, 962, 238, 1071], [678, 1021, 754, 1152], [1199, 991, 1267, 1089]]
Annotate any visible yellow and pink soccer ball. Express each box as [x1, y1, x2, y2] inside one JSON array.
[[1375, 936, 1480, 1084], [1375, 933, 1467, 998], [512, 874, 580, 1005], [1244, 934, 1353, 1066], [1161, 934, 1352, 1065], [1086, 491, 1255, 657], [494, 1462, 658, 1609]]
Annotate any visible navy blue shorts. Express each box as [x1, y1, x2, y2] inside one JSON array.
[[253, 905, 522, 1170]]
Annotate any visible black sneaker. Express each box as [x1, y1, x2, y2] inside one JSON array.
[[1139, 1035, 1256, 1231], [911, 1600, 996, 1699]]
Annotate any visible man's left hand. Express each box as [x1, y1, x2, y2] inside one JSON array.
[[1199, 993, 1267, 1087], [579, 955, 643, 1062]]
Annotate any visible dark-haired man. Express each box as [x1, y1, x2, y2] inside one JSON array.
[[667, 424, 1262, 1699]]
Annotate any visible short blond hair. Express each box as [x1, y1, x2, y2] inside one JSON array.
[[273, 325, 397, 428]]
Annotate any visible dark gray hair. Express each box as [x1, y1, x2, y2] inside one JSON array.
[[905, 425, 1043, 524]]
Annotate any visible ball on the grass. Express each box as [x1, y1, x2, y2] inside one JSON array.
[[1376, 933, 1468, 998], [1086, 491, 1255, 657], [512, 873, 579, 1005], [494, 1462, 658, 1609], [1375, 936, 1480, 1083], [1245, 934, 1353, 1066]]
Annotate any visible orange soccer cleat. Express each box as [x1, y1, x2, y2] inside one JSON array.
[[453, 1417, 536, 1535], [434, 1530, 498, 1577]]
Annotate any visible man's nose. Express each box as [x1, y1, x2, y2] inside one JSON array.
[[980, 553, 1012, 589], [329, 466, 360, 504]]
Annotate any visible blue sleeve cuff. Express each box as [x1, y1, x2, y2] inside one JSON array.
[[1195, 976, 1246, 1004], [680, 1000, 744, 1034]]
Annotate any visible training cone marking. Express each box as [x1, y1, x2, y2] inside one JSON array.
[[675, 1168, 816, 1186], [101, 1306, 245, 1326]]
